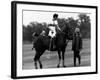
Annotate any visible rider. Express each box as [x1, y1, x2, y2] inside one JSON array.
[[48, 13, 61, 49]]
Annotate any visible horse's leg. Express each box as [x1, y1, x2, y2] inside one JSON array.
[[34, 57, 38, 69], [32, 45, 34, 50], [37, 50, 45, 69], [32, 42, 34, 50], [34, 51, 39, 69], [62, 50, 66, 67], [57, 50, 61, 68], [38, 59, 42, 69]]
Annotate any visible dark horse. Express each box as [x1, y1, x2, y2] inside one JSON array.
[[33, 24, 73, 69]]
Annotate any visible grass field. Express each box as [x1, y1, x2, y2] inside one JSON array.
[[22, 39, 91, 69]]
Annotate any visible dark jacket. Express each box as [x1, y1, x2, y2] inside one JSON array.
[[72, 32, 82, 51]]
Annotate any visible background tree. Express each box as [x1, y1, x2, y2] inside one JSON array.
[[23, 14, 91, 42], [78, 14, 91, 38]]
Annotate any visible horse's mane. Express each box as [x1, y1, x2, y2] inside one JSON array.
[[61, 23, 73, 40]]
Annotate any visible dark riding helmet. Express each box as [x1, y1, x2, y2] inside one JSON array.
[[53, 13, 58, 18]]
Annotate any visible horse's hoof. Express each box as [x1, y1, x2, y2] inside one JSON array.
[[40, 65, 42, 69], [63, 65, 66, 67], [74, 65, 76, 67], [57, 65, 60, 68], [35, 67, 38, 69]]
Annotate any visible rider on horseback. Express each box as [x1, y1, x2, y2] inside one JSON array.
[[48, 13, 61, 50], [40, 13, 61, 50]]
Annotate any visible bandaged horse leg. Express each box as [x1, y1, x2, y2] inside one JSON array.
[[32, 42, 35, 50]]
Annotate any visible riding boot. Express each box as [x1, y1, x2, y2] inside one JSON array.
[[53, 37, 56, 50]]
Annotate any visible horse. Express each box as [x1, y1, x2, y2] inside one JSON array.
[[33, 24, 73, 69]]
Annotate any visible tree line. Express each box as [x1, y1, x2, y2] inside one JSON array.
[[23, 14, 91, 42]]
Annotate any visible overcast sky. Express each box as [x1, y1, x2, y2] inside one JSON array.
[[23, 11, 90, 26]]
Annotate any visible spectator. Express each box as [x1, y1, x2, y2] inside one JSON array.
[[72, 27, 82, 66]]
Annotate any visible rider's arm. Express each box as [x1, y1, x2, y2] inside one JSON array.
[[56, 25, 61, 31], [53, 20, 61, 31]]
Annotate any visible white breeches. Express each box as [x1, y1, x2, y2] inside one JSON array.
[[48, 26, 56, 38]]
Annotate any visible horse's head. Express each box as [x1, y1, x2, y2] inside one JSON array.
[[62, 23, 73, 40]]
